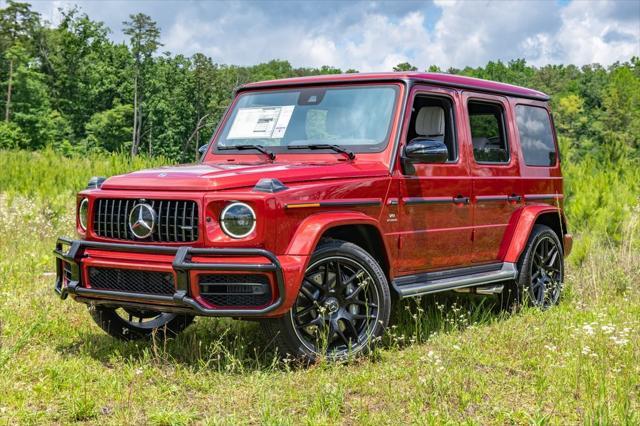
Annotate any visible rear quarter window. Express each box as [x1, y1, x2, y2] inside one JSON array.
[[515, 105, 558, 166]]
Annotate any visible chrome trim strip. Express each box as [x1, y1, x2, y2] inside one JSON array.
[[476, 195, 509, 202], [403, 196, 452, 205], [525, 194, 563, 201], [284, 199, 382, 209]]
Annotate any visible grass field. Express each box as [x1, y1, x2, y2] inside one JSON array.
[[0, 150, 639, 424]]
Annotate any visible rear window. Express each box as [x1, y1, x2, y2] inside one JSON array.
[[469, 101, 509, 164], [515, 105, 557, 166]]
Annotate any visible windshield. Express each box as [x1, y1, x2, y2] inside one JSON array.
[[214, 85, 399, 154]]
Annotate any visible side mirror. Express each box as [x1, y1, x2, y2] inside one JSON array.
[[403, 138, 448, 164], [198, 144, 209, 155]]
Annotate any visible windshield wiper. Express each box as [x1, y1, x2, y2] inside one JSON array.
[[287, 144, 355, 160], [218, 144, 276, 160]]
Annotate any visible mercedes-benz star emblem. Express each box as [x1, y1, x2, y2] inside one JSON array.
[[128, 203, 156, 239]]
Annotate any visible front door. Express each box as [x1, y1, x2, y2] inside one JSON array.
[[396, 87, 473, 274]]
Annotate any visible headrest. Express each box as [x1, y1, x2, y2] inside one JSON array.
[[415, 107, 444, 136], [472, 137, 490, 150]]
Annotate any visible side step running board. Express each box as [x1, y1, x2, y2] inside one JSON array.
[[392, 262, 517, 299]]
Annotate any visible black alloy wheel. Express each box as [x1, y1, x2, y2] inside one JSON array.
[[501, 224, 564, 310], [528, 234, 563, 308], [292, 255, 380, 354], [89, 305, 194, 340], [262, 239, 391, 361]]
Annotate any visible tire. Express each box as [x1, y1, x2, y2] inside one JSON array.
[[261, 239, 391, 362], [501, 224, 564, 310], [89, 306, 194, 341]]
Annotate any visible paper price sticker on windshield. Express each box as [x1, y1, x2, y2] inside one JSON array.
[[228, 106, 294, 139]]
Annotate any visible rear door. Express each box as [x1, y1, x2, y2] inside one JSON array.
[[462, 92, 523, 263], [514, 102, 564, 207], [395, 86, 473, 274]]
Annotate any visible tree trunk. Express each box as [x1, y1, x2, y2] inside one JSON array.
[[195, 127, 200, 161], [136, 99, 143, 153], [5, 59, 13, 122], [182, 113, 211, 157], [149, 119, 153, 155], [131, 71, 138, 156]]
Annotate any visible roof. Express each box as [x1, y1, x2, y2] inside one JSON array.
[[239, 72, 550, 101]]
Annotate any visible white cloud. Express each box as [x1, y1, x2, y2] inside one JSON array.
[[15, 0, 640, 70], [341, 11, 433, 71], [426, 0, 565, 68], [548, 0, 640, 65], [299, 36, 339, 68]]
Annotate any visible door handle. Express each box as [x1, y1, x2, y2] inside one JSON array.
[[507, 194, 522, 203], [453, 195, 470, 205]]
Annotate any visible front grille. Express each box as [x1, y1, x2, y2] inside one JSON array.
[[199, 274, 271, 307], [93, 199, 198, 242], [88, 267, 175, 295]]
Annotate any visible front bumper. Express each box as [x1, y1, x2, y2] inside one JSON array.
[[53, 237, 286, 317]]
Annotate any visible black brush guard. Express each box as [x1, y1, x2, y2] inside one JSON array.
[[53, 237, 284, 317]]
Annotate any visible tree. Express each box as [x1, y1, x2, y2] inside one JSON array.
[[39, 8, 113, 140], [83, 103, 133, 152], [0, 1, 40, 122], [600, 65, 640, 160], [6, 43, 72, 150], [123, 13, 161, 156], [393, 62, 417, 72], [0, 0, 635, 168]]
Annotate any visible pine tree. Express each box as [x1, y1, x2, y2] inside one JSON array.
[[123, 13, 161, 156], [0, 1, 39, 122]]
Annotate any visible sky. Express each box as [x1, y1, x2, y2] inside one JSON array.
[[22, 0, 640, 71]]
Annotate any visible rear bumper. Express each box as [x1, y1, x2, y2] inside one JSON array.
[[53, 237, 290, 317]]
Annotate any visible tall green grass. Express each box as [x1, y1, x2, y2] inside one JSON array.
[[0, 186, 637, 423], [0, 149, 172, 198], [0, 149, 638, 422], [562, 158, 640, 263], [1, 147, 638, 238]]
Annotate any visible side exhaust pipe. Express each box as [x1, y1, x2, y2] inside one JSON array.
[[454, 284, 504, 295]]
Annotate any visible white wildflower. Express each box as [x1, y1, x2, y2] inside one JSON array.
[[611, 336, 629, 346], [601, 325, 615, 334]]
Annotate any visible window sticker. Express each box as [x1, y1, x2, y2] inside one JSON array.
[[227, 105, 295, 139]]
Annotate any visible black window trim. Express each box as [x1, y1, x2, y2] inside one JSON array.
[[212, 82, 402, 155], [467, 97, 511, 166], [408, 91, 460, 164], [514, 102, 559, 168]]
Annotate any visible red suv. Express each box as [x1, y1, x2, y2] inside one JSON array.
[[54, 72, 572, 360]]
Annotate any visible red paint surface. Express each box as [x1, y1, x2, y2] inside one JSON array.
[[240, 72, 549, 101], [69, 74, 568, 317]]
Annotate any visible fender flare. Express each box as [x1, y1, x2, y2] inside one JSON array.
[[500, 205, 568, 263], [271, 212, 391, 315], [286, 211, 390, 260]]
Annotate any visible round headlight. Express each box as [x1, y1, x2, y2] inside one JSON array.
[[220, 202, 256, 239], [78, 198, 89, 231]]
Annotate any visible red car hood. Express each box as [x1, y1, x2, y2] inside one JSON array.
[[100, 161, 389, 191]]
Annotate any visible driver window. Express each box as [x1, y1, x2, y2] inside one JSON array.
[[407, 95, 457, 162]]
